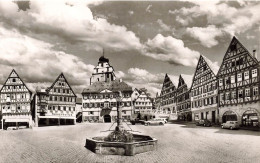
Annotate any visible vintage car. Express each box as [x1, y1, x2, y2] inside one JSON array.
[[144, 119, 165, 126], [130, 118, 145, 125], [221, 121, 240, 130], [153, 118, 168, 124], [196, 119, 212, 127]]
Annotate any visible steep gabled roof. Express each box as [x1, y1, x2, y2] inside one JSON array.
[[217, 36, 259, 76], [82, 80, 132, 94], [0, 69, 32, 94], [46, 73, 77, 97]]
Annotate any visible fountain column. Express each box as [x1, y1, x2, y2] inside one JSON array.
[[115, 91, 124, 131]]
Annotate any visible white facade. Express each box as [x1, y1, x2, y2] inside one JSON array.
[[134, 91, 153, 115], [90, 56, 116, 85], [82, 82, 133, 122]]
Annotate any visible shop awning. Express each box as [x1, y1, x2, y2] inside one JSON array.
[[5, 119, 30, 123], [38, 116, 76, 119]]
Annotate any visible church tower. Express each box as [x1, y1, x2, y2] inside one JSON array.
[[90, 55, 116, 85]]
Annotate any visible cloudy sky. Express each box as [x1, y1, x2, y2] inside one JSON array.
[[0, 0, 260, 97]]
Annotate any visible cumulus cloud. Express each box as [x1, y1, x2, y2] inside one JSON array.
[[0, 25, 94, 95], [0, 1, 142, 51], [186, 25, 224, 48], [143, 34, 200, 67], [171, 1, 260, 47], [157, 19, 172, 32], [119, 68, 169, 97]]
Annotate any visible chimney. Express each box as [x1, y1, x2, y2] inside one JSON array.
[[119, 78, 122, 82], [253, 50, 257, 59]]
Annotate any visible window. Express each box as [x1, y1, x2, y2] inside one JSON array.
[[245, 88, 250, 97], [253, 87, 258, 96], [226, 92, 230, 100], [12, 78, 16, 82], [252, 69, 257, 78], [238, 90, 243, 98], [58, 106, 61, 110], [219, 79, 223, 86], [244, 71, 249, 80], [232, 91, 236, 99], [237, 73, 242, 82], [89, 111, 94, 115], [231, 76, 235, 84]]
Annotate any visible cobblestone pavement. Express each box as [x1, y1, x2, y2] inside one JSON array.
[[1, 122, 260, 163]]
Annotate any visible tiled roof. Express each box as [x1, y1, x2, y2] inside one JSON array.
[[82, 80, 132, 93]]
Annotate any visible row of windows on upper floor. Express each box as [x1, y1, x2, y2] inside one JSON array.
[[191, 82, 217, 97], [193, 72, 215, 86], [1, 93, 30, 100], [161, 99, 175, 106], [52, 88, 72, 94], [177, 92, 190, 102], [219, 86, 259, 101], [135, 101, 152, 105], [2, 85, 28, 91], [219, 69, 258, 85], [192, 96, 218, 108], [135, 107, 152, 110], [2, 105, 30, 110], [136, 97, 150, 101], [83, 101, 131, 108], [161, 88, 176, 95], [177, 102, 191, 111], [49, 96, 76, 102], [83, 93, 131, 100], [48, 105, 75, 112]]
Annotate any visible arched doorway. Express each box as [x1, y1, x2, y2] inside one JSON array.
[[222, 111, 237, 123], [104, 115, 111, 123], [242, 110, 259, 127]]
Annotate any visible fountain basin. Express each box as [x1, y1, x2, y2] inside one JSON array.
[[85, 134, 157, 156]]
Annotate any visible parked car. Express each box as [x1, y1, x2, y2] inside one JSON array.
[[196, 119, 212, 127], [130, 118, 145, 125], [221, 121, 239, 130], [153, 118, 167, 124], [144, 119, 165, 126]]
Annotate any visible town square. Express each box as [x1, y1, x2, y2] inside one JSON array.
[[1, 0, 260, 162]]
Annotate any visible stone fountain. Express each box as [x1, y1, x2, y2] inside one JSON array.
[[85, 91, 157, 156]]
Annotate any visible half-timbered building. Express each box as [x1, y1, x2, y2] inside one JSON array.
[[217, 36, 260, 128], [34, 73, 77, 126], [176, 74, 193, 121], [160, 74, 178, 115], [133, 91, 153, 120], [0, 69, 32, 129], [191, 55, 219, 124]]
